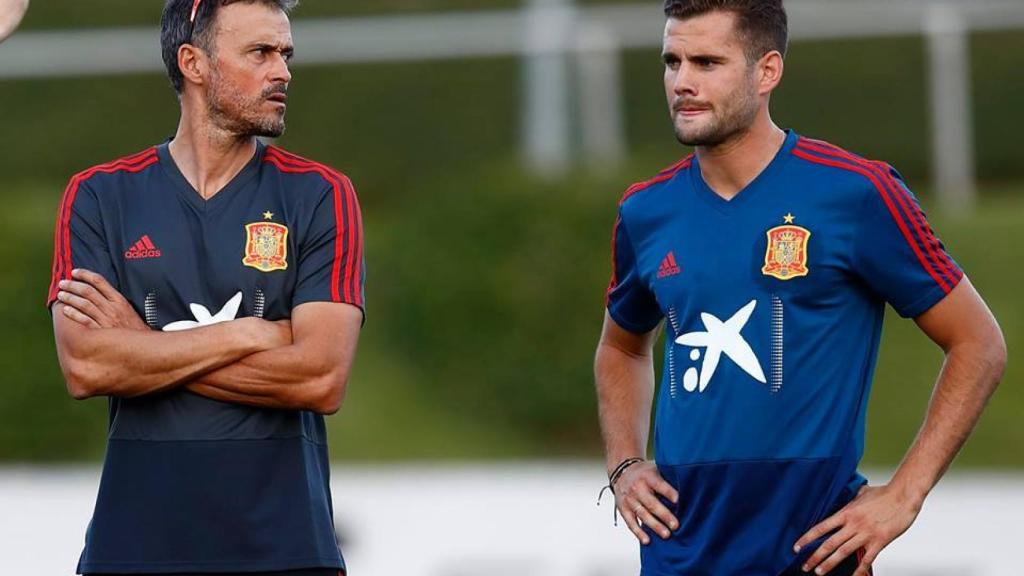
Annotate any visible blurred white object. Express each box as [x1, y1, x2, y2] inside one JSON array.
[[0, 0, 28, 44], [0, 464, 1021, 576]]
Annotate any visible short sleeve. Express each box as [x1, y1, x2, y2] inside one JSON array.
[[291, 174, 365, 319], [46, 179, 120, 308], [606, 210, 662, 333], [852, 165, 963, 318]]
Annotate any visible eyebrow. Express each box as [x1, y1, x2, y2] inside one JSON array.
[[685, 52, 728, 63], [250, 42, 295, 55]]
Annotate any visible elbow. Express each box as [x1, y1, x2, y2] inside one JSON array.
[[309, 372, 348, 415], [989, 331, 1008, 383], [62, 358, 105, 400]]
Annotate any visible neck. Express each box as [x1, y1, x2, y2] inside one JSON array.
[[167, 96, 258, 200], [694, 112, 786, 201]]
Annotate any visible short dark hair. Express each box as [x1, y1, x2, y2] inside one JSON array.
[[160, 0, 298, 94], [663, 0, 788, 61]]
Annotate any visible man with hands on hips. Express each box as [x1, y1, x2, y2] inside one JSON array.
[[594, 1, 1006, 575]]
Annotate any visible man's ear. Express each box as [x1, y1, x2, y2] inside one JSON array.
[[757, 50, 784, 96], [177, 43, 208, 89]]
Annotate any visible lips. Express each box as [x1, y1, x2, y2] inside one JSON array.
[[674, 102, 711, 116], [267, 94, 287, 103]]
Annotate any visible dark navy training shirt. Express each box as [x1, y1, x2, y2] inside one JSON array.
[[47, 141, 363, 574], [607, 131, 961, 576]]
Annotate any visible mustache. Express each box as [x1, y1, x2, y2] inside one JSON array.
[[262, 85, 289, 99], [672, 99, 712, 112]]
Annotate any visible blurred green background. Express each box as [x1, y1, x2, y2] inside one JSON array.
[[1, 2, 1020, 466]]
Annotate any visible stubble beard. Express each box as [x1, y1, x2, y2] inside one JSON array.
[[673, 80, 759, 148], [206, 67, 287, 139]]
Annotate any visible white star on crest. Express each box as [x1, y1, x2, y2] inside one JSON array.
[[675, 299, 767, 392], [162, 292, 243, 332]]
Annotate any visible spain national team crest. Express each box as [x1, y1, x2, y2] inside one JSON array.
[[242, 222, 289, 272], [762, 214, 810, 280]]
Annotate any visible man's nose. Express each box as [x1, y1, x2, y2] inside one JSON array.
[[270, 53, 291, 84]]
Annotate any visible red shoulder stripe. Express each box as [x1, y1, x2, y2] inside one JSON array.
[[263, 148, 363, 306], [48, 149, 158, 305], [606, 215, 623, 303], [795, 139, 960, 286], [266, 149, 362, 305], [608, 155, 693, 301], [800, 137, 957, 274], [620, 155, 693, 206], [792, 140, 956, 293]]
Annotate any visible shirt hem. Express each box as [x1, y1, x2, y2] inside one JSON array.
[[607, 305, 661, 335], [896, 273, 962, 318]]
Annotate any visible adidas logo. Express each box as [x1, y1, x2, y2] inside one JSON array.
[[657, 251, 681, 278], [125, 235, 162, 260]]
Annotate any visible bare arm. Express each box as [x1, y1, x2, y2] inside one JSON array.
[[595, 311, 660, 469], [53, 269, 290, 400], [798, 277, 1007, 576], [595, 312, 678, 544], [55, 269, 359, 414], [53, 304, 285, 400], [0, 0, 28, 44], [186, 301, 362, 415], [888, 277, 1006, 498]]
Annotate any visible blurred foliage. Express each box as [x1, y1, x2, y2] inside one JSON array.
[[0, 9, 1021, 465]]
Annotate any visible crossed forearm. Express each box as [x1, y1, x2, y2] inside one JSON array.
[[186, 341, 346, 414], [57, 312, 270, 399]]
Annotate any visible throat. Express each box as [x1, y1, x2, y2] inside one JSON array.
[[697, 127, 787, 201]]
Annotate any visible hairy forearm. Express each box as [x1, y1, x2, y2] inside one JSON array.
[[889, 340, 1006, 502], [57, 313, 267, 399], [186, 341, 348, 414], [595, 341, 656, 472]]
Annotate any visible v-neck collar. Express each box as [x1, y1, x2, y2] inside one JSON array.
[[690, 129, 798, 214], [157, 139, 265, 214]]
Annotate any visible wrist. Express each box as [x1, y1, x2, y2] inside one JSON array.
[[888, 471, 932, 509], [233, 317, 271, 353], [606, 453, 646, 476]]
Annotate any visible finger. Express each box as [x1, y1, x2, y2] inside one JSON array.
[[61, 302, 99, 328], [618, 500, 651, 545], [650, 476, 680, 505], [634, 502, 671, 540], [71, 269, 120, 301], [795, 513, 845, 552], [637, 490, 678, 535], [802, 528, 855, 574], [814, 534, 867, 576], [57, 291, 104, 321], [60, 280, 112, 311]]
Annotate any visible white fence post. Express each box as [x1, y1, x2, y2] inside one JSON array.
[[576, 23, 625, 171], [523, 0, 573, 177], [925, 2, 977, 213]]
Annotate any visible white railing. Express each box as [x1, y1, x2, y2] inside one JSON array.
[[1, 464, 1022, 576], [3, 1, 1024, 207]]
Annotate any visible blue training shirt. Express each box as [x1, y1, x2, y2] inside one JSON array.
[[606, 130, 962, 575], [47, 141, 363, 574]]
